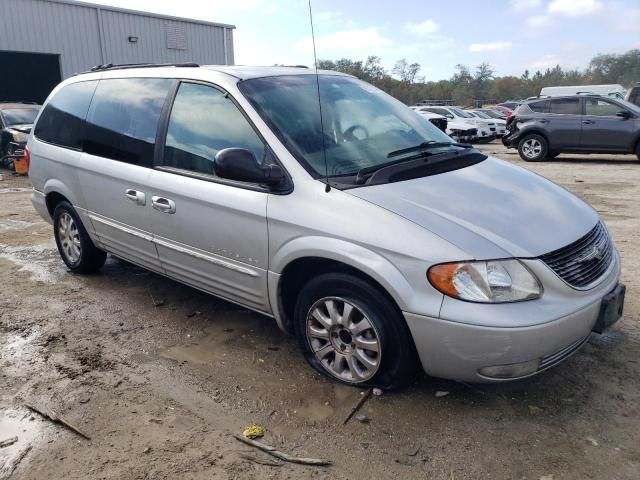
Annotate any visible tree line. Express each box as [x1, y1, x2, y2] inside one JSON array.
[[317, 49, 640, 106]]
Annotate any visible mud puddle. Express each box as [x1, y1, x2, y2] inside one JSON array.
[[0, 409, 45, 477], [0, 243, 71, 283]]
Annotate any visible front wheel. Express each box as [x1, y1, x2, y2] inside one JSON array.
[[518, 134, 548, 162], [294, 273, 418, 390], [53, 201, 106, 273]]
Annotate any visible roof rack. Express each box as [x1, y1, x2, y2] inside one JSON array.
[[86, 62, 200, 73]]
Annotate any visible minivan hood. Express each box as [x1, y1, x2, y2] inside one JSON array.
[[347, 157, 598, 258]]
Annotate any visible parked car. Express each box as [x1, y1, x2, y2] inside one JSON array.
[[475, 108, 508, 120], [29, 65, 624, 388], [0, 102, 40, 167], [421, 106, 495, 142], [487, 105, 514, 117], [540, 84, 626, 100], [503, 94, 640, 161], [498, 101, 520, 110], [410, 106, 448, 132], [467, 110, 507, 136], [626, 83, 640, 107]]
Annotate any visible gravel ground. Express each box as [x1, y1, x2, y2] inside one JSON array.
[[0, 145, 639, 480]]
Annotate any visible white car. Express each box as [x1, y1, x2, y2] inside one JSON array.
[[420, 106, 495, 142], [413, 107, 478, 143], [468, 110, 507, 137]]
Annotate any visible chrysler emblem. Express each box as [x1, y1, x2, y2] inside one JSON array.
[[576, 242, 606, 263]]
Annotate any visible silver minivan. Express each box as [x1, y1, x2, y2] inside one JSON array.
[[29, 64, 625, 389]]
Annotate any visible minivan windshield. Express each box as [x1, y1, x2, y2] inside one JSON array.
[[2, 108, 39, 126], [238, 75, 459, 179], [450, 108, 474, 118]]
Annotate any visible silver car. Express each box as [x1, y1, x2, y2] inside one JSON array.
[[28, 65, 625, 388]]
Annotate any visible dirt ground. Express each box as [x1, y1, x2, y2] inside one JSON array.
[[1, 146, 639, 480]]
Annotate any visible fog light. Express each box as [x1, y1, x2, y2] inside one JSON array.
[[478, 359, 540, 379]]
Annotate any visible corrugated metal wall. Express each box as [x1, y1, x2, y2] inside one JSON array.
[[0, 0, 235, 78]]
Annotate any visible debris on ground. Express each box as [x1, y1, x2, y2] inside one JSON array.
[[0, 444, 32, 478], [143, 447, 151, 454], [243, 424, 265, 439], [372, 388, 383, 396], [233, 434, 331, 466], [0, 436, 18, 448], [355, 414, 370, 424], [240, 452, 284, 467], [343, 387, 373, 425], [186, 311, 202, 318], [585, 436, 599, 447], [25, 403, 91, 440], [435, 391, 450, 398], [147, 287, 164, 307]]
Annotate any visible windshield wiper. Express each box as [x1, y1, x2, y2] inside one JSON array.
[[386, 141, 471, 159]]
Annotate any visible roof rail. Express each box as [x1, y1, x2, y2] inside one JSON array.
[[84, 62, 200, 73]]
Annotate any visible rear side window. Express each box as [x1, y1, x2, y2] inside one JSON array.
[[83, 78, 172, 166], [34, 81, 97, 149], [528, 100, 548, 113], [548, 98, 580, 115]]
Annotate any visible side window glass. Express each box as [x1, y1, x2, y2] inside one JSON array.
[[529, 100, 548, 113], [548, 98, 580, 115], [161, 83, 265, 176], [34, 81, 97, 149], [584, 99, 621, 117], [83, 78, 172, 166]]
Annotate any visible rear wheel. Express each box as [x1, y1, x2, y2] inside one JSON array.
[[518, 134, 548, 162], [294, 272, 418, 390], [53, 201, 106, 273]]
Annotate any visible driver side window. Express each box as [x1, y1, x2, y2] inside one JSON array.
[[161, 82, 265, 176], [584, 99, 621, 117]]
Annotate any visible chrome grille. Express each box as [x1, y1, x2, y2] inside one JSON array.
[[539, 335, 590, 370], [540, 222, 613, 289]]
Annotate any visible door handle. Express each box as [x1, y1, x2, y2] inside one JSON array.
[[583, 119, 595, 124], [151, 196, 176, 214], [125, 189, 146, 205], [538, 119, 549, 124]]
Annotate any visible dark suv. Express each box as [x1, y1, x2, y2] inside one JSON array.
[[503, 95, 640, 162]]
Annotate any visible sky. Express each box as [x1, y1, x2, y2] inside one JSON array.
[[91, 0, 639, 81]]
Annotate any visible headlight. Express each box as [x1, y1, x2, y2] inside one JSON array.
[[427, 259, 542, 303]]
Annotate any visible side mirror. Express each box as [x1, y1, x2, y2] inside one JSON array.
[[616, 110, 631, 119], [213, 148, 284, 186]]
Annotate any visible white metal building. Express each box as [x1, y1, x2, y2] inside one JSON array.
[[0, 0, 235, 103]]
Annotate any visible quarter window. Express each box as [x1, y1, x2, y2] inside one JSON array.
[[83, 78, 172, 166], [34, 81, 97, 149], [548, 98, 580, 115], [584, 99, 621, 117], [160, 82, 265, 176]]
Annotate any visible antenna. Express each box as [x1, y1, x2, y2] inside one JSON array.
[[307, 0, 331, 193]]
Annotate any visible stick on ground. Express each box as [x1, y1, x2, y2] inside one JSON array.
[[25, 403, 91, 440], [233, 434, 331, 466], [0, 444, 31, 478], [0, 436, 18, 449], [343, 387, 373, 425]]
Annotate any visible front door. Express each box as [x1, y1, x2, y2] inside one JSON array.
[[148, 81, 271, 313], [79, 77, 174, 272], [580, 98, 635, 151]]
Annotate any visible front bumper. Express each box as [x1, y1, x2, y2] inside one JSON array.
[[404, 255, 622, 383]]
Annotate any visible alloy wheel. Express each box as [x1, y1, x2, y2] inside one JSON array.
[[306, 297, 382, 383], [522, 138, 542, 159], [58, 212, 81, 264]]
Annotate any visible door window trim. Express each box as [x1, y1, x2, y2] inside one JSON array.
[[154, 79, 293, 195]]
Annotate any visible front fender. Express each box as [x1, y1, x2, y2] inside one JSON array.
[[270, 235, 419, 314]]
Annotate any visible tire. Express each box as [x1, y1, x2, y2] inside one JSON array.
[[53, 201, 106, 273], [518, 134, 548, 162], [293, 272, 418, 390]]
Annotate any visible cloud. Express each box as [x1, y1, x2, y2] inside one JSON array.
[[468, 41, 513, 53], [547, 0, 603, 16], [510, 0, 543, 11], [294, 27, 392, 53], [405, 19, 439, 36], [527, 54, 562, 70], [526, 15, 556, 29]]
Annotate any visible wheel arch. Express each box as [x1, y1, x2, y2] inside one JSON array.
[[43, 180, 78, 216], [269, 239, 414, 335]]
